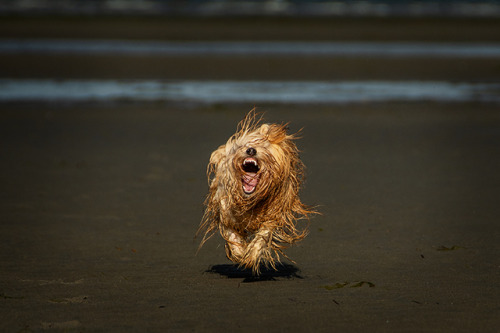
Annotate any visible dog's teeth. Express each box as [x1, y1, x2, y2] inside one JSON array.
[[243, 158, 260, 173]]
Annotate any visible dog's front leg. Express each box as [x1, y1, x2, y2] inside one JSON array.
[[241, 226, 273, 274], [223, 228, 246, 262]]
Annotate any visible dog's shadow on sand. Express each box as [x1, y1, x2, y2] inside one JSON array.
[[206, 263, 303, 283]]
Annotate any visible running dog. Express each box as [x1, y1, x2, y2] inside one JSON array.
[[197, 110, 316, 275]]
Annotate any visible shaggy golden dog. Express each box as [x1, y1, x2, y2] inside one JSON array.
[[197, 110, 317, 275]]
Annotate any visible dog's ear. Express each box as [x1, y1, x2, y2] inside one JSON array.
[[209, 144, 226, 167], [265, 124, 288, 144], [259, 124, 270, 135]]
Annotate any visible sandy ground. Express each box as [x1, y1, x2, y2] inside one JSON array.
[[1, 103, 499, 332], [0, 17, 499, 332]]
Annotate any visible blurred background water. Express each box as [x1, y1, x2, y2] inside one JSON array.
[[1, 0, 500, 104]]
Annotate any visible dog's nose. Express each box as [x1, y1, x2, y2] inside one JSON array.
[[246, 148, 257, 156]]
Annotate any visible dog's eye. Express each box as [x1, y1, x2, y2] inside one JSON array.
[[246, 148, 257, 156]]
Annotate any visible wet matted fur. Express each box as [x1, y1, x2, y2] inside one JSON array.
[[197, 110, 317, 275]]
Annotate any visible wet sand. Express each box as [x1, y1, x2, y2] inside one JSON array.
[[1, 17, 500, 332]]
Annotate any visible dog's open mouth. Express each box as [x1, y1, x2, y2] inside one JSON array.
[[242, 157, 260, 194]]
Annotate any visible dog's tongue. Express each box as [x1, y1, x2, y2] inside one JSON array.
[[242, 173, 259, 193]]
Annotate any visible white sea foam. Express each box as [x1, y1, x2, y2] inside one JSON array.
[[1, 80, 499, 104]]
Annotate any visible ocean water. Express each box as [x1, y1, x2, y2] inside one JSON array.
[[2, 39, 499, 104], [1, 80, 499, 104]]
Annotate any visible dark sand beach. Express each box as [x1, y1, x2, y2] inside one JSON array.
[[1, 17, 500, 332]]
